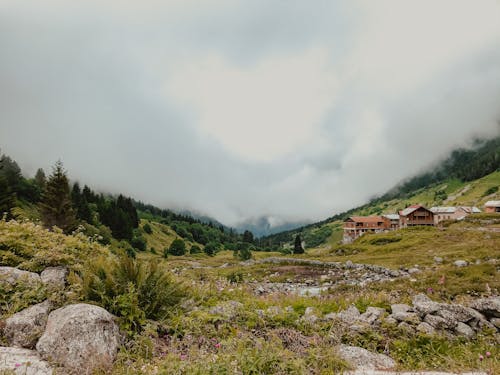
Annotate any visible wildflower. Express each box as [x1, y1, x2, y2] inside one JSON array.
[[427, 287, 434, 294], [180, 354, 187, 360], [214, 342, 221, 349], [479, 354, 484, 361], [485, 351, 491, 358], [14, 363, 21, 368], [438, 275, 445, 285]]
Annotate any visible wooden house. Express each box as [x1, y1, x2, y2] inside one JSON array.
[[484, 201, 500, 213], [343, 216, 390, 243], [399, 205, 434, 227]]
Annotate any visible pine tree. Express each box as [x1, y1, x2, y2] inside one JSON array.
[[34, 168, 46, 190], [0, 172, 15, 218], [39, 160, 77, 233], [294, 234, 304, 254]]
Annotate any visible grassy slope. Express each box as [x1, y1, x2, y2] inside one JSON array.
[[318, 171, 500, 249]]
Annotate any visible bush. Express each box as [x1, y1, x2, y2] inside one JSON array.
[[483, 186, 498, 196], [189, 245, 202, 254], [82, 255, 186, 334], [168, 239, 186, 256], [203, 242, 219, 256], [235, 247, 252, 261], [142, 222, 153, 234], [131, 235, 147, 251]]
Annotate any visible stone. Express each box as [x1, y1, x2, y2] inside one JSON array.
[[490, 318, 500, 329], [0, 347, 53, 375], [302, 307, 319, 323], [455, 322, 475, 339], [416, 322, 435, 335], [40, 267, 68, 289], [36, 303, 121, 373], [345, 260, 354, 268], [398, 321, 415, 334], [424, 314, 455, 330], [436, 304, 485, 324], [384, 317, 398, 325], [209, 301, 244, 319], [412, 294, 440, 316], [408, 267, 420, 274], [454, 260, 468, 267], [0, 267, 41, 285], [5, 300, 52, 349], [265, 306, 283, 317], [392, 311, 421, 324], [434, 256, 443, 264], [470, 297, 500, 319], [338, 344, 396, 370], [338, 306, 361, 324], [360, 307, 386, 325], [391, 304, 411, 314]]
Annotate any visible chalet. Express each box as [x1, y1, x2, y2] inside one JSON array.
[[430, 206, 481, 224], [399, 205, 434, 227], [383, 214, 400, 230], [343, 216, 390, 243], [484, 201, 500, 213]]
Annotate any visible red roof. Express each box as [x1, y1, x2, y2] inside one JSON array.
[[345, 216, 386, 223]]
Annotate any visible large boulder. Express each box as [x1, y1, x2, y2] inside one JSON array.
[[5, 300, 52, 349], [40, 267, 68, 290], [412, 294, 440, 316], [0, 347, 53, 375], [338, 344, 396, 370], [0, 267, 41, 285], [36, 303, 121, 373], [470, 297, 500, 319]]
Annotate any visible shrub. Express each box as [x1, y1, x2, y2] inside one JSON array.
[[203, 242, 219, 256], [82, 255, 186, 334], [190, 245, 202, 254], [130, 235, 147, 251], [168, 239, 186, 256], [142, 222, 153, 234], [235, 247, 252, 261], [483, 186, 498, 196]]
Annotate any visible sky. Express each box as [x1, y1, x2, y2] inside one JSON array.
[[1, 0, 500, 229]]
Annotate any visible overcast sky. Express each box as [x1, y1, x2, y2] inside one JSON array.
[[1, 0, 500, 228]]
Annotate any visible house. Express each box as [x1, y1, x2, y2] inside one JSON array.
[[343, 216, 390, 243], [430, 206, 481, 224], [399, 205, 434, 227], [383, 214, 400, 230], [484, 201, 500, 213]]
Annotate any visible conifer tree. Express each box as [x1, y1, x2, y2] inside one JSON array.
[[294, 234, 304, 254], [34, 168, 46, 190], [39, 160, 77, 233]]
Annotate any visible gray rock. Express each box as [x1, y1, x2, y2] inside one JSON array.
[[392, 311, 421, 324], [455, 322, 475, 339], [265, 306, 283, 317], [416, 322, 435, 335], [338, 306, 361, 324], [454, 260, 468, 267], [345, 260, 354, 268], [424, 314, 455, 330], [434, 256, 443, 264], [490, 318, 500, 329], [338, 344, 396, 370], [209, 301, 243, 319], [0, 267, 41, 285], [408, 267, 420, 274], [384, 317, 398, 325], [302, 307, 319, 323], [40, 267, 68, 289], [391, 304, 411, 314], [398, 321, 415, 334], [360, 307, 386, 325], [436, 304, 484, 324], [0, 347, 53, 375], [36, 303, 121, 373], [470, 297, 500, 319], [412, 294, 440, 316], [5, 300, 52, 349], [324, 312, 338, 321]]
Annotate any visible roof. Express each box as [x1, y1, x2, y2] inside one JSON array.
[[485, 200, 500, 207], [345, 216, 386, 223], [460, 206, 481, 214], [430, 206, 456, 214], [383, 214, 400, 220], [399, 205, 430, 216]]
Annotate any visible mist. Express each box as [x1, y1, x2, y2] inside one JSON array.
[[1, 0, 500, 228]]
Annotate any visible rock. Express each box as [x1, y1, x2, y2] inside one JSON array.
[[384, 317, 398, 325], [454, 260, 468, 267], [209, 301, 244, 319], [360, 307, 386, 325], [0, 347, 53, 375], [412, 294, 440, 316], [398, 321, 415, 334], [345, 260, 354, 268], [40, 267, 68, 289], [5, 300, 52, 349], [408, 267, 420, 274], [391, 304, 411, 314], [36, 303, 121, 373], [436, 304, 485, 324], [338, 306, 361, 324], [392, 312, 421, 325], [455, 322, 475, 339], [490, 318, 500, 329], [285, 306, 294, 313], [416, 322, 435, 335], [302, 307, 319, 323], [0, 267, 41, 285], [470, 297, 500, 319], [424, 314, 455, 330], [265, 306, 283, 317], [256, 286, 265, 294], [434, 256, 443, 264], [338, 344, 396, 370], [304, 279, 315, 285]]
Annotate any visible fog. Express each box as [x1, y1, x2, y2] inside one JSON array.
[[1, 0, 500, 228]]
